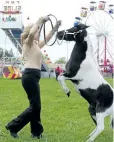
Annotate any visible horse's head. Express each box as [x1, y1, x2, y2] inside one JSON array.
[[57, 24, 89, 42]]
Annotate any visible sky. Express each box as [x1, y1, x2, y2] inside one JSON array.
[[0, 0, 114, 62]]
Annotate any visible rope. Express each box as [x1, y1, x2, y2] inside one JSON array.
[[44, 14, 58, 46], [38, 14, 65, 46], [56, 30, 66, 45], [38, 14, 59, 46]]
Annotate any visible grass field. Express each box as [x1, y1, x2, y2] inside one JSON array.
[[0, 78, 113, 142]]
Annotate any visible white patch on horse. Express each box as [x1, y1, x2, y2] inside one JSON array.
[[72, 35, 105, 90], [75, 57, 107, 90]]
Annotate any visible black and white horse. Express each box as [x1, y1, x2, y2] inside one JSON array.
[[57, 24, 114, 142]]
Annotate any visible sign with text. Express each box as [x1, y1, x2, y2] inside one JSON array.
[[0, 0, 23, 29]]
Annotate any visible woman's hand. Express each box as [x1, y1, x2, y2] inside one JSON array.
[[44, 16, 50, 22], [53, 20, 62, 31], [56, 20, 62, 27]]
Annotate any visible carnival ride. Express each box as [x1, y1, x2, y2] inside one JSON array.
[[0, 0, 50, 79], [2, 65, 22, 79], [74, 1, 114, 73]]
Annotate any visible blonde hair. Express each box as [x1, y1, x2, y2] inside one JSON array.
[[21, 23, 33, 45]]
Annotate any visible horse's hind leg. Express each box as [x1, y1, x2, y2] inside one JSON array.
[[88, 105, 97, 125], [58, 75, 71, 97], [86, 113, 105, 142], [110, 115, 114, 129]]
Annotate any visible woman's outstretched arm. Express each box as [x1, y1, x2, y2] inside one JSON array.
[[21, 16, 49, 46]]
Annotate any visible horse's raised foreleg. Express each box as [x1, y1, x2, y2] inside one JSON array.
[[57, 75, 71, 97]]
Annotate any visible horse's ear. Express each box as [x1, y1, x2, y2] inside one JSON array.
[[85, 25, 90, 29], [80, 24, 90, 30]]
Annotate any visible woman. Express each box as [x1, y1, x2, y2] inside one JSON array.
[[5, 16, 61, 139]]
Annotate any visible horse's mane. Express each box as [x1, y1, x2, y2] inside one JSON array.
[[85, 30, 101, 73]]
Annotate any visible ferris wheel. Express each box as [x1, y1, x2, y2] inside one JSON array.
[[74, 1, 114, 72]]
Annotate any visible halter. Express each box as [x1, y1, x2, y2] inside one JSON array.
[[65, 29, 83, 36], [57, 29, 84, 45], [57, 24, 90, 45], [62, 29, 84, 40], [61, 23, 90, 41]]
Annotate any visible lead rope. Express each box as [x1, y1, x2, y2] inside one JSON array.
[[38, 14, 65, 46]]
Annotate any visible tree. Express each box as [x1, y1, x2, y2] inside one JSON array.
[[0, 48, 14, 60], [4, 49, 14, 58], [5, 50, 9, 57], [8, 49, 14, 57], [55, 57, 66, 64], [0, 48, 3, 59]]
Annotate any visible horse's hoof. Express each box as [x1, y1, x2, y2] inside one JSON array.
[[67, 91, 71, 97], [86, 139, 94, 142]]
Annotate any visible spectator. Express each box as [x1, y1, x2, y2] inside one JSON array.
[[55, 66, 61, 80]]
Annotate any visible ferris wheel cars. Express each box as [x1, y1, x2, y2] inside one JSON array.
[[80, 7, 88, 17], [89, 1, 97, 11], [98, 1, 106, 10], [108, 4, 114, 14]]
